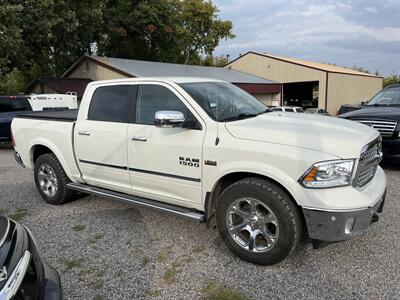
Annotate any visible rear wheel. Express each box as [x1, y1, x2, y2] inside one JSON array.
[[216, 177, 303, 265], [34, 153, 76, 205]]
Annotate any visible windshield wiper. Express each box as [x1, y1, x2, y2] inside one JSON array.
[[368, 103, 391, 107], [220, 113, 258, 122]]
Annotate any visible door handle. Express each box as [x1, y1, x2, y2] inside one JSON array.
[[131, 136, 147, 142], [78, 131, 91, 136]]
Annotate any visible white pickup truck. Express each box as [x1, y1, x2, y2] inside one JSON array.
[[11, 77, 387, 265]]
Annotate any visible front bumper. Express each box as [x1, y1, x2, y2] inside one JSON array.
[[0, 219, 62, 299], [303, 191, 385, 242]]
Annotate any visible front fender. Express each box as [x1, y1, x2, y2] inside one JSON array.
[[204, 160, 310, 207]]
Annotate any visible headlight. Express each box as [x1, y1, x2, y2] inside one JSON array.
[[299, 159, 355, 188]]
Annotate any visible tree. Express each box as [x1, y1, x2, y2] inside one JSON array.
[[383, 72, 400, 87], [0, 0, 234, 95], [98, 0, 234, 64], [200, 54, 229, 67]]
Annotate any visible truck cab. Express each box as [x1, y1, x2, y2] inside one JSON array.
[[11, 78, 387, 265]]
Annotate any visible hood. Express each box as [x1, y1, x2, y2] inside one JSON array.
[[225, 112, 379, 158], [339, 106, 400, 121]]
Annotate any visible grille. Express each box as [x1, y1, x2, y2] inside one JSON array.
[[353, 119, 397, 138], [354, 138, 382, 187]]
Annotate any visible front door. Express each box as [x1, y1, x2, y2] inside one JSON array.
[[74, 84, 135, 193], [127, 83, 205, 208]]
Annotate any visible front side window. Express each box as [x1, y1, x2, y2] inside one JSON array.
[[88, 85, 131, 122], [285, 108, 294, 112], [180, 82, 267, 122], [136, 85, 192, 125]]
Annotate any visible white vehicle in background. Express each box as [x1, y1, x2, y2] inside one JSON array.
[[270, 106, 304, 113], [11, 78, 386, 265], [27, 93, 78, 111], [0, 93, 78, 142]]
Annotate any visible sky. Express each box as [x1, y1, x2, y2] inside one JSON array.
[[213, 0, 400, 76]]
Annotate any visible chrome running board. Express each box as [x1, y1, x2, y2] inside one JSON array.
[[67, 182, 205, 223]]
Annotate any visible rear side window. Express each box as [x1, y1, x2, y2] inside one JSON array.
[[88, 85, 131, 122], [285, 108, 294, 112], [136, 85, 191, 125], [0, 98, 32, 112]]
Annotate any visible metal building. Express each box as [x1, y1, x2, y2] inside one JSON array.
[[226, 52, 383, 114], [62, 55, 282, 106]]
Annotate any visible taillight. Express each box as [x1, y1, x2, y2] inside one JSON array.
[[10, 127, 15, 147]]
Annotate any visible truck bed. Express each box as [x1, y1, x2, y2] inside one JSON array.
[[14, 109, 78, 122]]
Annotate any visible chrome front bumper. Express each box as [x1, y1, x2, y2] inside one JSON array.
[[303, 191, 386, 242]]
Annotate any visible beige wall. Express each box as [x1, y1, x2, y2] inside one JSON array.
[[327, 73, 383, 114], [254, 93, 280, 106], [67, 60, 127, 81], [228, 53, 327, 108]]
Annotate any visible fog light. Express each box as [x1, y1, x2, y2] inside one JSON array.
[[345, 217, 355, 234]]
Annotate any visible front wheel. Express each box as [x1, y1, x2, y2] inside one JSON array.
[[216, 177, 303, 265], [34, 153, 76, 205]]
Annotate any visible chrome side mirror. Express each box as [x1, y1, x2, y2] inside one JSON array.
[[154, 111, 185, 128]]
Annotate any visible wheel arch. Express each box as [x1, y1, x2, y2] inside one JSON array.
[[205, 171, 304, 227], [29, 140, 74, 181]]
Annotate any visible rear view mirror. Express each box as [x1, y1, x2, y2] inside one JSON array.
[[154, 111, 185, 128]]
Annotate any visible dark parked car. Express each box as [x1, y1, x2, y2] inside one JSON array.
[[337, 103, 363, 115], [0, 96, 32, 142], [339, 84, 400, 160], [0, 215, 61, 299]]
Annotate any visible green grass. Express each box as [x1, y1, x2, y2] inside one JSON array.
[[202, 280, 249, 300], [62, 258, 83, 271], [193, 245, 206, 253], [89, 233, 104, 244], [8, 209, 28, 221], [96, 270, 106, 278], [91, 280, 103, 290], [79, 270, 92, 282], [156, 248, 172, 263], [142, 256, 150, 266], [72, 224, 86, 231], [93, 294, 104, 300], [161, 267, 181, 284], [145, 290, 161, 297]]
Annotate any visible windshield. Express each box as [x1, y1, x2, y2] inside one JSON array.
[[0, 97, 32, 112], [367, 87, 400, 106], [180, 82, 268, 122]]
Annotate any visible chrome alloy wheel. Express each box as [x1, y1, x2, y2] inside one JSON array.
[[226, 198, 279, 253], [37, 164, 58, 197]]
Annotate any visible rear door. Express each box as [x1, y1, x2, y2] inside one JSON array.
[[74, 84, 135, 193], [126, 83, 205, 207]]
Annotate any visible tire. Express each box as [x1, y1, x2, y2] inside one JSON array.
[[216, 177, 303, 265], [34, 153, 76, 205]]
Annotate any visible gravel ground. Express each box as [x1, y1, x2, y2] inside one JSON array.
[[1, 147, 399, 300]]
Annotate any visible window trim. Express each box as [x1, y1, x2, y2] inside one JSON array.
[[133, 83, 203, 130], [87, 84, 137, 123]]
